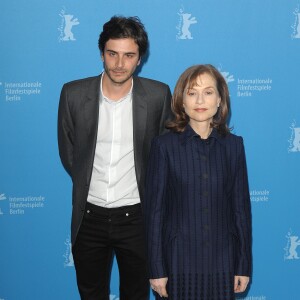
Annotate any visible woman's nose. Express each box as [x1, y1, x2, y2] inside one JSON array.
[[195, 94, 204, 104]]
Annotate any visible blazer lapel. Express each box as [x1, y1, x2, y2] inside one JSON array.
[[132, 77, 148, 184], [84, 75, 101, 136]]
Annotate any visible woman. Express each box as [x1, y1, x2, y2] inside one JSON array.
[[144, 64, 252, 299]]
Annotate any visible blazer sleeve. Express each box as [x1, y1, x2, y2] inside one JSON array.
[[57, 84, 74, 177], [232, 137, 252, 276], [144, 137, 168, 279]]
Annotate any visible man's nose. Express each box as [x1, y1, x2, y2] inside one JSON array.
[[116, 56, 124, 68]]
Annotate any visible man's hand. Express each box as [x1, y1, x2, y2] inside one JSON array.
[[234, 275, 250, 293], [150, 277, 168, 298]]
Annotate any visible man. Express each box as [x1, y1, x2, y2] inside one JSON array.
[[58, 16, 172, 300]]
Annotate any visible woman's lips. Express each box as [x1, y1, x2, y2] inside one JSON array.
[[194, 108, 207, 112]]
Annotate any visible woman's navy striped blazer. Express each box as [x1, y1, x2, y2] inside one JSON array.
[[144, 125, 252, 300]]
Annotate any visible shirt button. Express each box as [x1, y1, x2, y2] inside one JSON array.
[[86, 210, 90, 214], [203, 208, 209, 213], [108, 218, 112, 222], [200, 155, 207, 161], [202, 173, 208, 179], [203, 191, 209, 197], [126, 213, 129, 217]]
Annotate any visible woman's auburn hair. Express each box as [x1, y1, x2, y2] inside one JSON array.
[[166, 64, 231, 136]]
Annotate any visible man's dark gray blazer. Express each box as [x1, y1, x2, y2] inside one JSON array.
[[58, 74, 172, 245]]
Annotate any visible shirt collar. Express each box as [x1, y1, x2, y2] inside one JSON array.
[[180, 124, 226, 145], [100, 72, 133, 104]]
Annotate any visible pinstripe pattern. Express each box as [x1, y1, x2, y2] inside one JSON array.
[[144, 125, 252, 300]]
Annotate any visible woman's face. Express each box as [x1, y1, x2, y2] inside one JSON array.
[[183, 73, 221, 127]]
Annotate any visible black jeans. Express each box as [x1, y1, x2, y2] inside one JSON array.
[[72, 202, 150, 300]]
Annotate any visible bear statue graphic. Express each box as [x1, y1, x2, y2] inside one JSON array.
[[62, 14, 79, 41], [295, 13, 300, 38], [177, 9, 197, 40], [288, 121, 300, 152], [284, 231, 300, 260], [58, 8, 79, 42], [63, 237, 74, 267], [292, 6, 300, 39], [290, 127, 300, 152]]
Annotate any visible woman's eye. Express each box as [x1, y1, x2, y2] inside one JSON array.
[[187, 90, 196, 96], [205, 90, 213, 95]]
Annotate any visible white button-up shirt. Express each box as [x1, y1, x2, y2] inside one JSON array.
[[87, 76, 140, 208]]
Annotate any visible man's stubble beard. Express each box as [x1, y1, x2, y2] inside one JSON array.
[[104, 64, 136, 86]]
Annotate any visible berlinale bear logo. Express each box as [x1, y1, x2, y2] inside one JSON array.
[[0, 193, 6, 215], [62, 14, 79, 41], [63, 236, 74, 267], [58, 8, 79, 42], [288, 121, 300, 152], [176, 8, 197, 40], [291, 6, 300, 39], [284, 230, 300, 260], [218, 66, 235, 84]]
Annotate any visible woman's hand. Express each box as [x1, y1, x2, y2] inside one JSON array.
[[150, 277, 168, 298], [234, 275, 250, 293]]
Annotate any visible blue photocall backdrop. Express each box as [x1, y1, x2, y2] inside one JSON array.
[[0, 0, 299, 299]]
